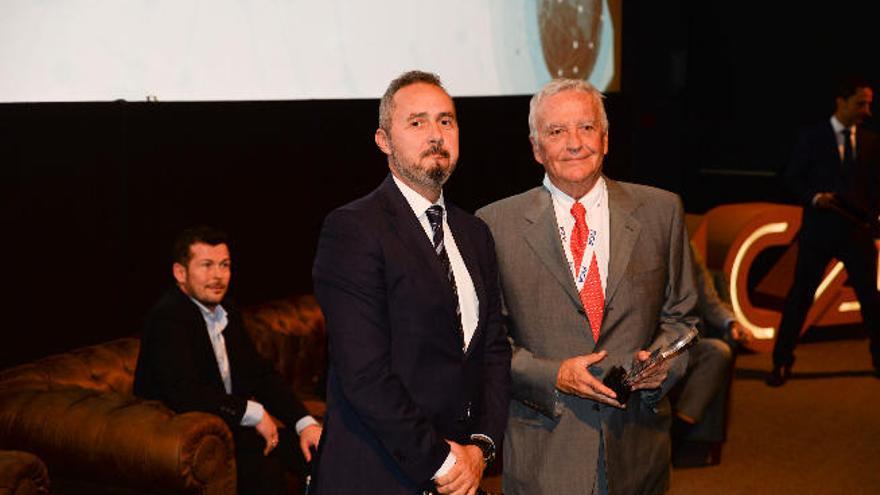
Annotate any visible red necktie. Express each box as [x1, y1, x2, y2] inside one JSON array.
[[571, 202, 604, 342]]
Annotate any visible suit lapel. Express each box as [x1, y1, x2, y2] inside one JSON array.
[[223, 315, 244, 394], [522, 187, 581, 310], [378, 176, 460, 318], [824, 122, 841, 165], [604, 179, 642, 305], [179, 292, 228, 393], [855, 126, 874, 162]]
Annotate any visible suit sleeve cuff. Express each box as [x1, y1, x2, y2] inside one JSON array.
[[295, 415, 319, 435], [511, 354, 564, 419], [240, 400, 265, 427]]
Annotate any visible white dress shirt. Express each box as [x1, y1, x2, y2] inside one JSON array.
[[191, 298, 317, 434], [831, 115, 857, 162], [543, 174, 610, 293], [392, 175, 480, 349]]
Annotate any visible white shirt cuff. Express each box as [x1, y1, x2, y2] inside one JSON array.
[[433, 451, 457, 479], [240, 400, 265, 427], [295, 415, 319, 435]]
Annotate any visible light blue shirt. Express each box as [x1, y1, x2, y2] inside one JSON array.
[[191, 297, 317, 434]]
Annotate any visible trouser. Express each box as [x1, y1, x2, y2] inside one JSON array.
[[234, 426, 306, 495], [773, 223, 880, 368], [674, 338, 733, 425]]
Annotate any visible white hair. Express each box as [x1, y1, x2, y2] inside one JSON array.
[[528, 79, 608, 139]]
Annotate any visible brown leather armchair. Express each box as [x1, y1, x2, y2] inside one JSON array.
[[242, 295, 327, 417], [0, 338, 236, 494], [0, 450, 50, 495], [0, 295, 327, 494]]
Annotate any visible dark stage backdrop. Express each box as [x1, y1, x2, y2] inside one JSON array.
[[0, 94, 632, 368], [1, 0, 876, 368]]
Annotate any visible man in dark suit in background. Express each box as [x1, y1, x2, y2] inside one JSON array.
[[311, 70, 511, 494], [768, 76, 880, 386], [134, 226, 322, 494]]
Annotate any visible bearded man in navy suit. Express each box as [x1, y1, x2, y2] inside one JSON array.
[[311, 71, 511, 494]]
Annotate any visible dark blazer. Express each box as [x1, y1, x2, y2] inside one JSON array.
[[133, 286, 307, 430], [786, 120, 880, 240], [311, 175, 511, 494]]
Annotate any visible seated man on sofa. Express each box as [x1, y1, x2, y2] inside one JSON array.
[[670, 244, 752, 466], [134, 226, 321, 494]]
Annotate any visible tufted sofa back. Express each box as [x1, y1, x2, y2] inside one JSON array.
[[242, 294, 327, 398], [0, 295, 327, 400], [0, 338, 138, 395]]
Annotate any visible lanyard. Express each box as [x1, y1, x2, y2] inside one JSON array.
[[558, 222, 598, 293]]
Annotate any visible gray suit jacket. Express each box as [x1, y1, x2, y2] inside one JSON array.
[[477, 179, 698, 495], [692, 246, 735, 337]]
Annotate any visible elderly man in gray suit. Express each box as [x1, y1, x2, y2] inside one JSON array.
[[476, 79, 699, 495]]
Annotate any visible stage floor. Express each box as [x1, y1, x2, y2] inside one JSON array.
[[671, 335, 880, 495]]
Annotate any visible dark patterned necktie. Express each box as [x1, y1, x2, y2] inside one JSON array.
[[842, 128, 855, 168], [426, 205, 464, 349]]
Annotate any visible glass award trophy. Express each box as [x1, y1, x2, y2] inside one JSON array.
[[602, 326, 699, 404]]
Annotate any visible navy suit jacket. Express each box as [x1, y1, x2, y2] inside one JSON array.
[[785, 120, 880, 240], [133, 287, 307, 431], [311, 175, 510, 494]]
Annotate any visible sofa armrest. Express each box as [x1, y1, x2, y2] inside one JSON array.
[[0, 450, 49, 495], [0, 388, 236, 494]]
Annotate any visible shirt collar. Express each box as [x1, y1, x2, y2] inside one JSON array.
[[542, 174, 606, 211], [392, 174, 446, 219], [190, 297, 228, 337], [830, 115, 855, 135]]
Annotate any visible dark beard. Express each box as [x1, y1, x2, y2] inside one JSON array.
[[425, 162, 449, 183], [421, 145, 451, 183], [390, 148, 454, 190]]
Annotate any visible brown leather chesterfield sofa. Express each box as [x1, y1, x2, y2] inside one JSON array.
[[0, 295, 326, 494], [0, 450, 50, 495]]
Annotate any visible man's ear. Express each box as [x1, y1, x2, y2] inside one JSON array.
[[172, 263, 187, 285], [530, 136, 544, 165], [375, 127, 391, 155]]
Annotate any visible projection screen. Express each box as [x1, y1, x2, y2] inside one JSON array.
[[0, 0, 621, 102]]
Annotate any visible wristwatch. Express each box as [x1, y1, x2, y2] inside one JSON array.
[[468, 434, 496, 467]]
